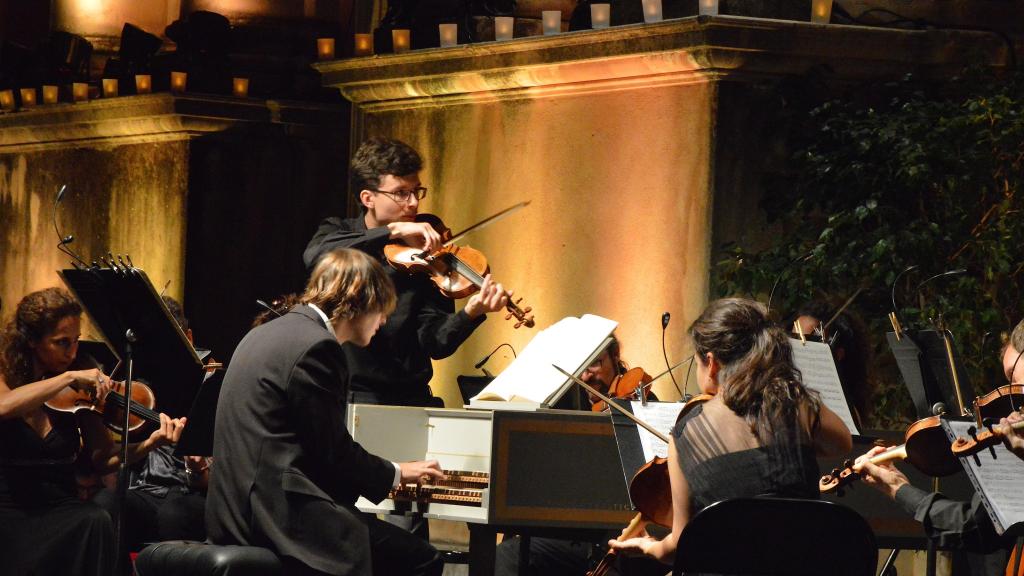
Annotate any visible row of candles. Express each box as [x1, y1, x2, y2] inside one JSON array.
[[316, 0, 834, 58], [0, 72, 252, 110]]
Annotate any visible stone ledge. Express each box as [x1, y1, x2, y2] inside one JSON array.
[[0, 93, 344, 151], [315, 15, 1009, 110]]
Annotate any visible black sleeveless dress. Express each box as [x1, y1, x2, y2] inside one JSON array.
[[0, 407, 114, 576]]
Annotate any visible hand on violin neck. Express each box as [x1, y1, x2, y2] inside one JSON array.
[[464, 274, 509, 319], [1000, 412, 1024, 460], [855, 446, 908, 500], [387, 221, 442, 253], [146, 413, 187, 450]]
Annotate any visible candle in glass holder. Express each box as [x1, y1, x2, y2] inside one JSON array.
[[232, 77, 249, 97], [542, 11, 561, 35], [698, 0, 719, 15], [170, 71, 187, 93], [19, 88, 37, 107], [590, 4, 610, 28], [72, 82, 89, 102], [494, 17, 514, 41], [0, 90, 14, 110], [135, 74, 152, 94], [641, 0, 662, 22], [439, 23, 457, 48], [102, 78, 118, 97], [42, 85, 59, 104], [392, 29, 411, 53], [811, 0, 833, 23], [354, 33, 373, 56], [317, 38, 335, 60]]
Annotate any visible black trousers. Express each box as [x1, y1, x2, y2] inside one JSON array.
[[93, 486, 207, 552], [281, 512, 443, 576]]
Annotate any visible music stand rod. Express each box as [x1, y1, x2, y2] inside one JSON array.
[[114, 328, 137, 576]]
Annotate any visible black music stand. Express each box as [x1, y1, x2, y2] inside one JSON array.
[[887, 330, 972, 420], [174, 369, 223, 458], [59, 264, 206, 574]]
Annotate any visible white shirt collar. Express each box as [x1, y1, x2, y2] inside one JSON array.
[[307, 303, 332, 331]]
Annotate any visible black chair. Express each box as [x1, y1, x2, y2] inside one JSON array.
[[135, 541, 282, 576], [673, 497, 877, 576]]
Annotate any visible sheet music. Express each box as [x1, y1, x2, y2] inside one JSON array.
[[630, 401, 684, 461], [470, 314, 617, 405], [789, 338, 860, 435], [943, 419, 1024, 535]]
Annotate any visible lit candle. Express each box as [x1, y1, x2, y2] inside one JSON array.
[[542, 11, 561, 35], [698, 0, 719, 15], [354, 33, 373, 56], [641, 0, 662, 23], [170, 71, 187, 93], [102, 78, 119, 97], [439, 23, 457, 48], [494, 17, 514, 41], [72, 82, 89, 102], [19, 88, 37, 107], [392, 29, 411, 53], [811, 0, 833, 23], [135, 74, 152, 94], [590, 3, 610, 28], [317, 38, 335, 60], [42, 85, 59, 104], [0, 90, 14, 110], [232, 77, 249, 98]]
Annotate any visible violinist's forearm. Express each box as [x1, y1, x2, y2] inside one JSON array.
[[0, 373, 75, 420]]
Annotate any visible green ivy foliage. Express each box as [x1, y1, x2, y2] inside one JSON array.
[[715, 67, 1024, 429]]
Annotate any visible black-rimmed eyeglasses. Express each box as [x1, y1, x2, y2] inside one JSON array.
[[375, 187, 427, 204]]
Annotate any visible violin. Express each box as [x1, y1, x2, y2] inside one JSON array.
[[948, 384, 1024, 460], [587, 394, 712, 576], [46, 379, 161, 434], [591, 367, 654, 413], [383, 214, 535, 329], [820, 414, 961, 495]]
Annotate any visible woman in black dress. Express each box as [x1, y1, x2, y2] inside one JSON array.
[[0, 287, 185, 576], [608, 297, 853, 563]]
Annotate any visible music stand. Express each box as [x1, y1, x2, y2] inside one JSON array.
[[887, 330, 972, 419], [174, 369, 223, 457], [59, 264, 206, 574]]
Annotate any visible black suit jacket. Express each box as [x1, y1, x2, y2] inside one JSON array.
[[205, 305, 396, 575]]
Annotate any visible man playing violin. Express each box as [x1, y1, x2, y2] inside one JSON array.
[[856, 318, 1024, 575], [303, 137, 508, 408]]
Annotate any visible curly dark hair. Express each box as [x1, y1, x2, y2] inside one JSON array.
[[0, 287, 82, 388], [350, 138, 423, 205]]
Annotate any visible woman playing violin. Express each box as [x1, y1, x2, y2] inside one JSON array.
[[303, 137, 509, 408], [0, 287, 186, 576], [609, 298, 853, 564]]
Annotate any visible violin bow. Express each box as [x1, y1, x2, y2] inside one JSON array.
[[637, 357, 694, 394], [435, 201, 531, 251], [553, 364, 671, 443]]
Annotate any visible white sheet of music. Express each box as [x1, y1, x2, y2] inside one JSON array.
[[469, 314, 618, 406], [789, 338, 860, 435], [631, 401, 685, 461], [944, 419, 1024, 535]]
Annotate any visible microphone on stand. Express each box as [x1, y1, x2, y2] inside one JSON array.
[[661, 312, 684, 399], [52, 184, 89, 267], [475, 343, 516, 373]]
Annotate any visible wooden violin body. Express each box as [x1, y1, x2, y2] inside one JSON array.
[[591, 368, 654, 412], [949, 385, 1024, 459], [46, 380, 161, 434], [586, 394, 711, 576], [383, 214, 535, 328], [820, 414, 960, 494]]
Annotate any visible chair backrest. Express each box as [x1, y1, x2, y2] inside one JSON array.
[[673, 497, 877, 576]]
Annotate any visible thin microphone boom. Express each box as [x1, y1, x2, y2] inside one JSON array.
[[660, 312, 683, 399]]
